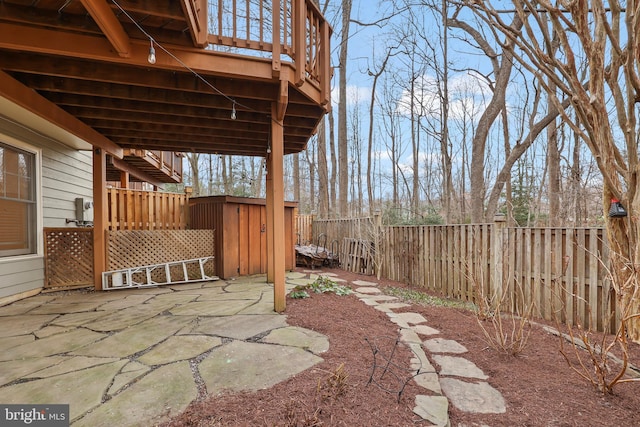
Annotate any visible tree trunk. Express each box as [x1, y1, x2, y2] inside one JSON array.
[[338, 0, 352, 216]]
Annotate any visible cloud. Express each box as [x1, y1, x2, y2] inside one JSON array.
[[331, 85, 372, 106]]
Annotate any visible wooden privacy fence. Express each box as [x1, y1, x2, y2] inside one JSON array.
[[107, 188, 189, 230], [311, 217, 615, 333], [296, 214, 314, 244]]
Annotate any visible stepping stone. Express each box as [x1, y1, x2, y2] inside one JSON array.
[[359, 295, 399, 302], [433, 355, 488, 380], [440, 378, 506, 414], [387, 312, 427, 325], [190, 314, 287, 340], [424, 338, 468, 354], [137, 335, 222, 365], [374, 302, 411, 312], [413, 395, 449, 427], [199, 340, 323, 394], [400, 328, 422, 344], [353, 280, 378, 287], [262, 326, 329, 355], [411, 324, 440, 336], [355, 287, 381, 294], [413, 372, 442, 394]]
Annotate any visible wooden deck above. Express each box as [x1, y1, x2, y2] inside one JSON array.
[[0, 0, 332, 157]]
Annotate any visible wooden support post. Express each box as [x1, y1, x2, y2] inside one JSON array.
[[93, 148, 108, 290], [120, 171, 129, 189], [268, 97, 287, 312], [266, 153, 274, 283]]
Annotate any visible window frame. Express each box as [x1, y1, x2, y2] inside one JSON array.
[[0, 137, 42, 259]]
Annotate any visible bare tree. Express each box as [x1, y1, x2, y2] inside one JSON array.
[[338, 0, 353, 216], [471, 0, 640, 341]]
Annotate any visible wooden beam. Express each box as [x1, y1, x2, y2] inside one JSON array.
[[80, 0, 131, 58], [0, 71, 123, 158], [276, 78, 289, 123], [0, 23, 275, 81], [111, 157, 164, 187], [93, 148, 108, 291], [269, 103, 286, 313], [180, 0, 208, 47]]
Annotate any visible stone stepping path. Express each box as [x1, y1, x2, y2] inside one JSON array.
[[353, 285, 506, 427]]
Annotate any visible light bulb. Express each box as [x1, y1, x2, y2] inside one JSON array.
[[148, 41, 156, 64], [231, 102, 237, 120]]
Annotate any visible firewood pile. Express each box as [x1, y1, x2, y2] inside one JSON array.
[[295, 244, 339, 269]]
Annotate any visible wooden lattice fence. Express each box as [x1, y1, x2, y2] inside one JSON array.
[[106, 229, 216, 278], [44, 227, 93, 289]]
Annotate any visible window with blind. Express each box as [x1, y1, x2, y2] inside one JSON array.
[[0, 142, 37, 257]]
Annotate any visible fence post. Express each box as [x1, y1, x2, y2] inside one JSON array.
[[373, 210, 382, 279], [492, 214, 507, 307]]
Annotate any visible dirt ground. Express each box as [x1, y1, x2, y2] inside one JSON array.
[[163, 269, 640, 427]]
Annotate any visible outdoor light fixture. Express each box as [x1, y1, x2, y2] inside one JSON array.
[[609, 198, 627, 218], [231, 101, 237, 120], [148, 40, 156, 64]]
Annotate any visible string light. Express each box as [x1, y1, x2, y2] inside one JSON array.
[[110, 0, 287, 148], [147, 39, 156, 64]]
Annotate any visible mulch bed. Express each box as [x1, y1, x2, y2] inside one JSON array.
[[162, 268, 640, 426]]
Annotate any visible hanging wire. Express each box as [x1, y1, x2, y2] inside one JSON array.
[[111, 0, 286, 133]]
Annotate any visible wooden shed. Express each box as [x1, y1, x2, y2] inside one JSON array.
[[190, 196, 297, 279]]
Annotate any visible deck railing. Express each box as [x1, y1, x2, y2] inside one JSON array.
[[107, 188, 189, 230], [206, 0, 331, 102]]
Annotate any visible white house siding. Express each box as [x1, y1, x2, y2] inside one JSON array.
[[0, 116, 93, 301]]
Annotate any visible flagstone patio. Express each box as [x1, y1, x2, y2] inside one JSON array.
[[0, 272, 329, 426]]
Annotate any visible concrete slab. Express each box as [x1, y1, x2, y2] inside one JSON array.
[[75, 362, 198, 427], [433, 355, 488, 380], [262, 326, 329, 355], [72, 315, 194, 358], [199, 340, 323, 394], [190, 314, 288, 340], [0, 360, 128, 421], [0, 328, 106, 361], [137, 335, 222, 365], [439, 378, 506, 414], [0, 314, 58, 337], [414, 395, 449, 427]]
